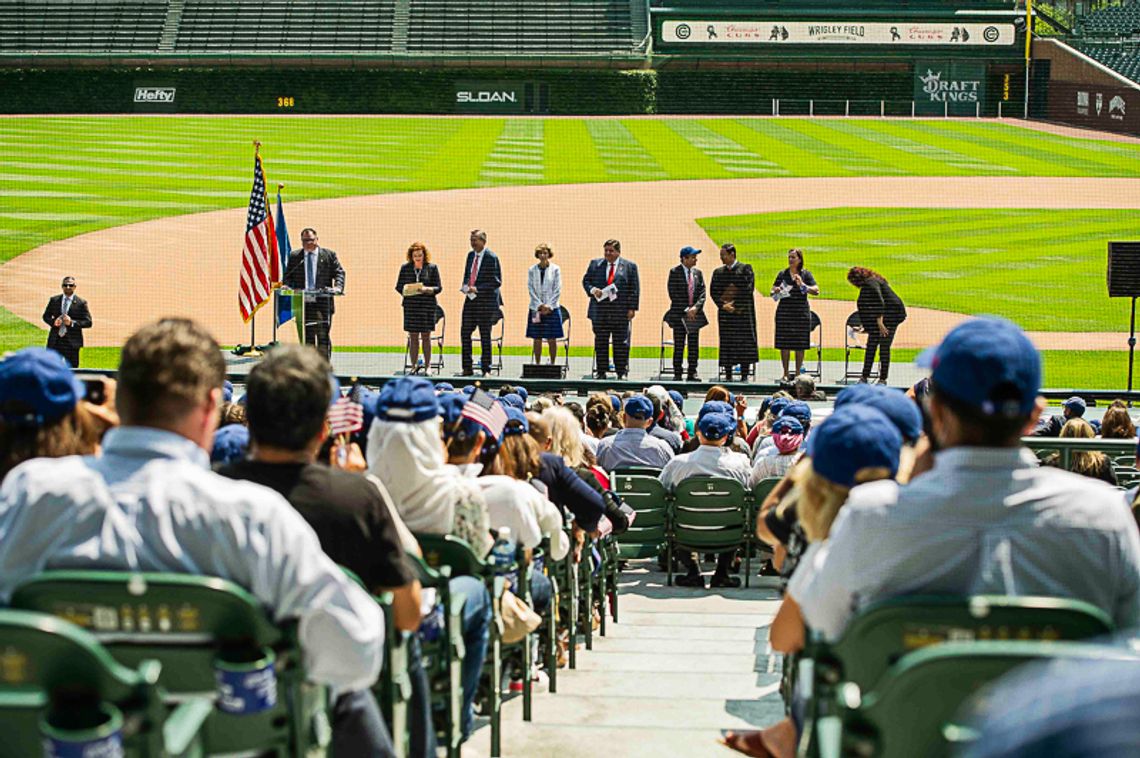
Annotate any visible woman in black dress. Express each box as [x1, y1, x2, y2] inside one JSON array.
[[847, 266, 907, 384], [771, 248, 820, 381], [395, 241, 442, 374]]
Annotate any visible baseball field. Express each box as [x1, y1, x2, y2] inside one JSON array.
[[1, 115, 1138, 387]]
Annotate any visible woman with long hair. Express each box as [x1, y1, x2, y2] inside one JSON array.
[[1100, 405, 1136, 440], [1052, 418, 1117, 485], [847, 266, 907, 384], [395, 241, 442, 374], [772, 248, 820, 381]]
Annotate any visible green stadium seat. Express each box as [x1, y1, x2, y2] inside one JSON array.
[[10, 570, 331, 757], [667, 476, 750, 587], [0, 608, 212, 757], [610, 468, 670, 561]]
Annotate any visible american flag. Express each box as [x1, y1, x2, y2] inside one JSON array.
[[462, 389, 507, 440], [238, 153, 279, 323], [328, 397, 365, 436]]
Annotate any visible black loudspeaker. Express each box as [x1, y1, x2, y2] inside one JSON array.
[[1108, 242, 1140, 297], [521, 364, 563, 379]]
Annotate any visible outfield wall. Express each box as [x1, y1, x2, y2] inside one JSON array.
[[0, 64, 1023, 115]]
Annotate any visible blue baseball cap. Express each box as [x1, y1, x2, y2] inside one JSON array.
[[769, 397, 791, 418], [514, 386, 528, 402], [679, 246, 701, 259], [668, 390, 685, 410], [499, 393, 525, 411], [609, 394, 622, 413], [807, 405, 902, 488], [1063, 396, 1087, 417], [917, 317, 1040, 418], [1089, 418, 1102, 434], [210, 423, 249, 465], [503, 406, 530, 436], [783, 401, 812, 425], [375, 376, 440, 423], [222, 380, 234, 403], [461, 384, 477, 396], [624, 394, 654, 421], [771, 416, 804, 436], [835, 384, 923, 443], [435, 382, 455, 393], [0, 348, 85, 426], [698, 400, 734, 421], [698, 412, 735, 441], [438, 393, 467, 426]]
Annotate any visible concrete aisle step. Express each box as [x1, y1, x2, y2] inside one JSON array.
[[462, 564, 784, 757]]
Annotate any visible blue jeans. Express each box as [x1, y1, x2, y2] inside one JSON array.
[[331, 689, 396, 757], [529, 571, 553, 615], [406, 636, 437, 758], [451, 575, 491, 741]]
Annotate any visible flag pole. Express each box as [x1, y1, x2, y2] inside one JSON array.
[[235, 140, 265, 357], [271, 183, 284, 347]]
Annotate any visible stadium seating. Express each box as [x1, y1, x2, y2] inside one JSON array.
[[406, 0, 641, 56], [176, 0, 397, 54], [0, 1, 167, 54], [1072, 41, 1140, 84], [1076, 3, 1140, 38]]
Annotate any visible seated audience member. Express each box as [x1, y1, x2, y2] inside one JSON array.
[[1041, 418, 1117, 486], [527, 411, 610, 533], [367, 378, 493, 556], [749, 416, 804, 484], [210, 422, 250, 466], [218, 399, 247, 428], [0, 319, 388, 754], [1033, 395, 1086, 437], [367, 379, 492, 743], [745, 393, 792, 451], [754, 401, 812, 459], [833, 382, 924, 478], [791, 374, 825, 402], [660, 410, 750, 589], [723, 404, 903, 758], [1100, 404, 1136, 440], [0, 348, 117, 479], [644, 386, 684, 453], [792, 318, 1140, 642], [596, 395, 675, 471]]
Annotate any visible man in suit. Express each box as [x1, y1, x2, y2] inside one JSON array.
[[665, 246, 708, 382], [710, 243, 759, 382], [283, 227, 345, 361], [582, 239, 640, 380], [42, 275, 92, 368], [459, 229, 502, 376]]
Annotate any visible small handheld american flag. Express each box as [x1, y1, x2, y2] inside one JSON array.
[[462, 389, 507, 440], [327, 397, 364, 436]]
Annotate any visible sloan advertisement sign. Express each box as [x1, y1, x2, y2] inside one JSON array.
[[455, 81, 525, 114], [913, 62, 986, 115], [660, 20, 1015, 46]]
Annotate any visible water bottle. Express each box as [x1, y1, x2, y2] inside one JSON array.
[[490, 527, 517, 592]]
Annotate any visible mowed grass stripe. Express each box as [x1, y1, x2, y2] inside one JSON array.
[[544, 119, 607, 185], [709, 119, 846, 175], [811, 120, 983, 175], [698, 207, 1138, 331], [836, 120, 1016, 173], [761, 120, 910, 175], [621, 120, 732, 179], [886, 121, 1083, 175], [928, 121, 1140, 176]]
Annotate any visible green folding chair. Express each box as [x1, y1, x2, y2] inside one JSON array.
[[405, 553, 467, 758], [668, 477, 750, 587], [800, 595, 1113, 758], [549, 527, 580, 671], [0, 608, 212, 757], [834, 641, 1139, 758], [11, 571, 329, 758], [417, 533, 507, 758], [609, 470, 670, 561]]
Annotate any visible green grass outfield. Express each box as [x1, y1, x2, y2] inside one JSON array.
[[698, 208, 1139, 332], [2, 116, 1140, 355], [66, 345, 1133, 391]]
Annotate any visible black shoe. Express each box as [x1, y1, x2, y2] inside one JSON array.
[[687, 373, 701, 382], [710, 574, 742, 589], [595, 372, 608, 380], [675, 573, 706, 589], [459, 369, 475, 377], [617, 373, 628, 380], [876, 378, 888, 385], [673, 372, 684, 382]]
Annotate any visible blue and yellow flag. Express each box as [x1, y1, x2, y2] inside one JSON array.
[[275, 189, 295, 328]]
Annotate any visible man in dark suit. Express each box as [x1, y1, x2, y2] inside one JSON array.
[[582, 239, 640, 380], [283, 227, 346, 361], [710, 243, 759, 382], [42, 275, 92, 368], [665, 246, 708, 382], [459, 229, 502, 376]]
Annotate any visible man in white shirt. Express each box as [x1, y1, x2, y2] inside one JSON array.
[[0, 318, 389, 754], [660, 410, 751, 589], [42, 275, 92, 368], [791, 318, 1140, 641]]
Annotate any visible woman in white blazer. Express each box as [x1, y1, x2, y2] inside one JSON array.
[[526, 243, 564, 364]]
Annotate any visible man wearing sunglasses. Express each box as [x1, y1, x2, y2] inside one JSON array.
[[42, 276, 92, 368]]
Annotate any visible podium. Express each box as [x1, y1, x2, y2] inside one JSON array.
[[278, 287, 344, 353]]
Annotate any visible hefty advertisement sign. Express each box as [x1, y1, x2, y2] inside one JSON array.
[[133, 87, 176, 103], [132, 84, 178, 112]]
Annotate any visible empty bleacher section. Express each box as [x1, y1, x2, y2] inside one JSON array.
[[0, 0, 167, 54], [1076, 1, 1140, 38], [1073, 41, 1140, 83], [175, 0, 396, 54], [405, 0, 642, 56]]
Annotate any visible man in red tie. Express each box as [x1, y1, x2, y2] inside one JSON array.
[[459, 229, 502, 376], [582, 239, 640, 380], [665, 246, 708, 382]]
